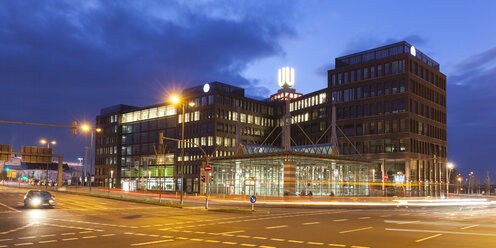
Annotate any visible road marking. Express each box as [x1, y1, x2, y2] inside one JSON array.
[[351, 246, 370, 248], [130, 239, 174, 246], [190, 238, 204, 242], [259, 246, 276, 248], [240, 244, 256, 247], [205, 240, 220, 243], [270, 238, 285, 241], [148, 234, 160, 237], [328, 244, 346, 247], [380, 215, 391, 217], [415, 234, 443, 242], [288, 240, 304, 243], [308, 241, 324, 245], [222, 230, 245, 234], [39, 240, 57, 244], [396, 220, 420, 225], [237, 235, 251, 238], [61, 232, 75, 235], [0, 239, 13, 242], [222, 241, 237, 245], [102, 234, 115, 237], [386, 228, 496, 237], [82, 236, 97, 239], [333, 219, 348, 222], [18, 236, 35, 239], [40, 234, 56, 237], [14, 243, 33, 246], [265, 225, 288, 229], [253, 236, 267, 240], [79, 231, 93, 233], [303, 222, 320, 225], [62, 238, 78, 241], [460, 224, 478, 230], [0, 202, 20, 212], [339, 227, 373, 234], [358, 217, 371, 219], [176, 237, 188, 240]]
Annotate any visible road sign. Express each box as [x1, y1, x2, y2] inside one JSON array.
[[0, 144, 12, 161], [250, 195, 257, 203], [21, 146, 52, 163], [205, 165, 211, 171], [384, 174, 389, 180]]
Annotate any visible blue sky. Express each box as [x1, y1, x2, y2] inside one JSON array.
[[1, 0, 495, 179]]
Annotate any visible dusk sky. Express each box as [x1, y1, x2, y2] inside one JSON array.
[[1, 1, 495, 178]]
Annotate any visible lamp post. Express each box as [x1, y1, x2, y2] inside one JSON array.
[[446, 162, 454, 194], [170, 96, 195, 205], [82, 124, 102, 192], [40, 139, 56, 189]]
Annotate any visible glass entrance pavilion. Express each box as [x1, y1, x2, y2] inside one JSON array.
[[208, 144, 372, 197]]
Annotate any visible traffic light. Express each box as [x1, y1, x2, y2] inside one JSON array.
[[71, 120, 78, 135], [201, 175, 206, 182]]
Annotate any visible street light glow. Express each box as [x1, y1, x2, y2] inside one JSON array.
[[40, 139, 47, 144], [447, 162, 454, 169], [96, 128, 102, 133], [82, 124, 90, 131], [189, 102, 195, 107], [51, 141, 56, 145], [171, 96, 180, 105]]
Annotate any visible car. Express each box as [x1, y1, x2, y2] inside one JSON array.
[[23, 190, 56, 208]]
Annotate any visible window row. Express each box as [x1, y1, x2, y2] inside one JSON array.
[[410, 139, 446, 157], [290, 93, 327, 112], [122, 105, 176, 124], [410, 119, 447, 141], [96, 146, 118, 156], [332, 80, 406, 103], [410, 99, 446, 124], [215, 109, 274, 126], [409, 80, 446, 107], [331, 60, 406, 86], [216, 95, 275, 115], [337, 118, 407, 137], [215, 122, 266, 137], [122, 118, 176, 134], [410, 61, 446, 90], [337, 99, 406, 120]]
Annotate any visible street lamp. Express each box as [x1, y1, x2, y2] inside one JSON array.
[[170, 95, 195, 205], [40, 139, 56, 189], [81, 124, 102, 192], [446, 162, 454, 194]]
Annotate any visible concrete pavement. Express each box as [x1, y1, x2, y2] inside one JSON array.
[[1, 185, 496, 247]]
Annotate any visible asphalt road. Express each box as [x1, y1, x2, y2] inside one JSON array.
[[1, 186, 495, 248]]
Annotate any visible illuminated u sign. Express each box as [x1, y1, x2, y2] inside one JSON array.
[[278, 67, 295, 88]]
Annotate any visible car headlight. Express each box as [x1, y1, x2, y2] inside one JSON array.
[[32, 198, 41, 205], [49, 200, 55, 204]]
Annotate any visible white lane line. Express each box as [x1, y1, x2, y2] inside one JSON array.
[[333, 219, 348, 222], [0, 239, 13, 242], [460, 224, 479, 230], [307, 241, 324, 245], [339, 227, 373, 234], [130, 239, 174, 246], [415, 234, 443, 242], [61, 232, 75, 235], [265, 225, 288, 229], [13, 243, 33, 246], [62, 238, 78, 241], [303, 222, 320, 225], [18, 236, 35, 240], [358, 217, 371, 219], [40, 234, 56, 237], [328, 244, 346, 247], [0, 202, 21, 212], [101, 234, 115, 237], [386, 228, 496, 237], [39, 240, 57, 244], [288, 240, 304, 243]]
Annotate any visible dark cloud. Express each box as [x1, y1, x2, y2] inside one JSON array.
[[447, 46, 496, 178], [0, 0, 296, 160]]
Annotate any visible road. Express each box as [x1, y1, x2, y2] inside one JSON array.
[[1, 186, 496, 248]]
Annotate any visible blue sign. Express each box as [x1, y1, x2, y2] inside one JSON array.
[[250, 195, 257, 203]]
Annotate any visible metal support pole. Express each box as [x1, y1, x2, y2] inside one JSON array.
[[89, 131, 94, 192], [57, 156, 63, 189], [180, 103, 185, 205]]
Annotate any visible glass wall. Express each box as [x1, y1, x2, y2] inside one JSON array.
[[209, 156, 371, 197]]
